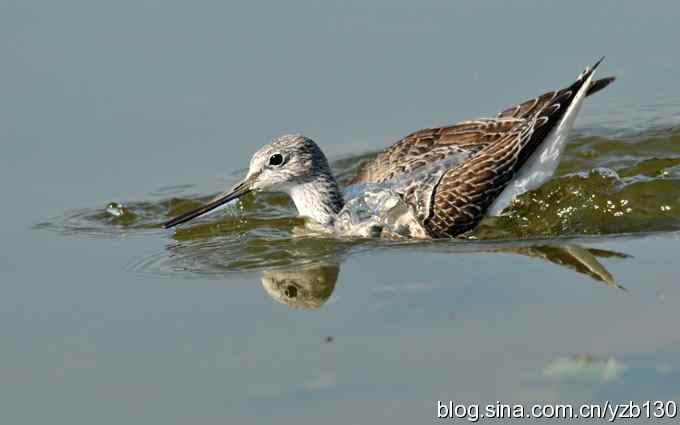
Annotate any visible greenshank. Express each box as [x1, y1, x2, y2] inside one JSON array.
[[164, 59, 614, 238]]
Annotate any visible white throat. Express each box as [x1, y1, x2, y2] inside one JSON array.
[[288, 179, 343, 226]]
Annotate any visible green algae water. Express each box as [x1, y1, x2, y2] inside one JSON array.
[[4, 1, 680, 424], [38, 125, 680, 279]]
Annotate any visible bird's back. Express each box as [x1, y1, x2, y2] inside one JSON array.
[[348, 60, 615, 237]]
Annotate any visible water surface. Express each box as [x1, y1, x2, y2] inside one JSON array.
[[3, 1, 680, 423]]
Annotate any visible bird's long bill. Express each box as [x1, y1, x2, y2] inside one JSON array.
[[163, 180, 252, 228]]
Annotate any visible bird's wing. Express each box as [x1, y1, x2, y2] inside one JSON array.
[[423, 60, 610, 237], [348, 118, 524, 185], [348, 75, 614, 186]]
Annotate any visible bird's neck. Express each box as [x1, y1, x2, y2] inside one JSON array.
[[288, 174, 345, 226]]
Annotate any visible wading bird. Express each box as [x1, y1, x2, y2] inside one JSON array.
[[164, 59, 614, 238]]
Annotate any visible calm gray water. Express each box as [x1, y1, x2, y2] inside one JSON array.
[[2, 1, 680, 423]]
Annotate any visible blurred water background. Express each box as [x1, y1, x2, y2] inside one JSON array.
[[2, 1, 680, 423]]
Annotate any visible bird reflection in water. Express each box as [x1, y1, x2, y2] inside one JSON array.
[[254, 243, 627, 309], [494, 244, 628, 290], [147, 230, 630, 309], [261, 263, 340, 309]]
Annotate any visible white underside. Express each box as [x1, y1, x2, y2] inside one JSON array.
[[487, 71, 595, 216]]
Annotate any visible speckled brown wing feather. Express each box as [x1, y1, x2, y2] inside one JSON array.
[[348, 118, 523, 185], [495, 76, 614, 121], [422, 121, 533, 237], [423, 62, 607, 238], [349, 76, 614, 187]]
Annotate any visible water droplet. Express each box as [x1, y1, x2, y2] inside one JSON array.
[[106, 202, 125, 217]]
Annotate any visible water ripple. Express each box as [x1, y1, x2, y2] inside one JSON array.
[[35, 123, 680, 275]]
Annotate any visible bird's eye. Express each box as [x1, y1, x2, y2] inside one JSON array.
[[269, 153, 284, 166]]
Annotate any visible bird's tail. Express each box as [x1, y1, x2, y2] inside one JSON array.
[[586, 76, 616, 97], [424, 58, 614, 237]]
